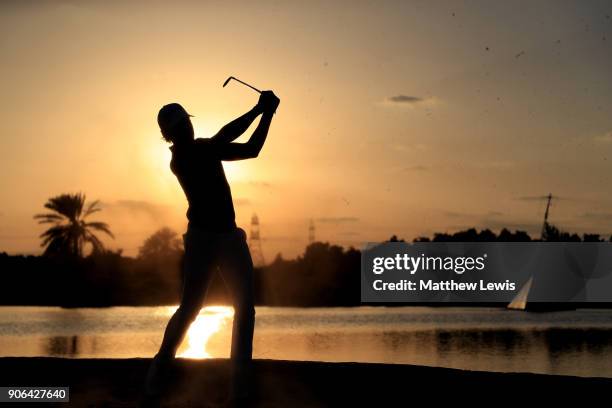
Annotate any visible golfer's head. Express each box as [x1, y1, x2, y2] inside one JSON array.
[[157, 103, 194, 143]]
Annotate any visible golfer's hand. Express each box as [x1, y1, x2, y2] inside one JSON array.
[[258, 90, 280, 115]]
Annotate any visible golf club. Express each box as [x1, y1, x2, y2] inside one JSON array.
[[222, 76, 262, 94]]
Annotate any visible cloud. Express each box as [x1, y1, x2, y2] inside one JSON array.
[[580, 212, 612, 221], [339, 231, 361, 236], [516, 195, 577, 202], [516, 195, 552, 202], [471, 161, 515, 170], [404, 165, 429, 172], [442, 210, 503, 219], [98, 200, 179, 242], [382, 95, 439, 108], [101, 200, 171, 220], [247, 181, 274, 189], [392, 144, 428, 153], [261, 235, 302, 242], [443, 211, 467, 218], [316, 217, 359, 224], [388, 95, 424, 104], [593, 131, 612, 144]]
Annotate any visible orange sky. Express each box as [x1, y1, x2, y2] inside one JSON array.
[[2, 1, 612, 258]]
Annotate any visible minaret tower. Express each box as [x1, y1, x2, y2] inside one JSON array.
[[249, 213, 265, 267]]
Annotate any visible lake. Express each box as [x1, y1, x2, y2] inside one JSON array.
[[1, 306, 612, 378]]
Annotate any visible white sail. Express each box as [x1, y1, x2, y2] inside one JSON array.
[[507, 277, 533, 310]]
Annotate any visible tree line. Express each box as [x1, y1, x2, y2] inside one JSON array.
[[0, 192, 610, 307]]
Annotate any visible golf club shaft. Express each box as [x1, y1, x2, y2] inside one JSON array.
[[232, 77, 261, 93]]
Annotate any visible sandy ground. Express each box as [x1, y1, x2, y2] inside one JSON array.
[[0, 357, 610, 407]]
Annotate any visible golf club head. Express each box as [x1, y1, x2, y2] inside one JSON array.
[[222, 76, 235, 88], [222, 75, 262, 94]]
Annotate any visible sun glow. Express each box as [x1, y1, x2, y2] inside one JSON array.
[[147, 138, 175, 192], [222, 161, 246, 181], [164, 306, 234, 359]]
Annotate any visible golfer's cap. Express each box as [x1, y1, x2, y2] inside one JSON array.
[[157, 103, 194, 130]]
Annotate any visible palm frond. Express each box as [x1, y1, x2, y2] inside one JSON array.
[[75, 192, 85, 219], [84, 231, 105, 253], [84, 221, 114, 239], [39, 225, 71, 247], [43, 193, 85, 222], [83, 200, 102, 218], [33, 213, 65, 224]]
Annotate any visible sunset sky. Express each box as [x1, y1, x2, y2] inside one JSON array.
[[2, 0, 612, 258]]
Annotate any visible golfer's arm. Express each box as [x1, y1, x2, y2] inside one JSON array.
[[210, 106, 261, 144], [215, 112, 274, 161]]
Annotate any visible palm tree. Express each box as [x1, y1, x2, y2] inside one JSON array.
[[34, 193, 114, 257]]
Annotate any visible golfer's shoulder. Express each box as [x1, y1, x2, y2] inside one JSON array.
[[171, 140, 210, 158], [195, 138, 223, 151], [194, 138, 214, 147]]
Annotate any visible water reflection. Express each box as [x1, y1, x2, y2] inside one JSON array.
[[45, 335, 80, 357], [169, 306, 234, 359], [38, 306, 234, 359], [2, 307, 612, 377]]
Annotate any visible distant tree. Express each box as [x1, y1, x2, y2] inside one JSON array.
[[497, 228, 532, 242], [583, 233, 604, 242], [433, 228, 486, 241], [418, 228, 535, 242], [543, 223, 581, 242], [260, 241, 360, 306], [34, 193, 113, 257], [271, 253, 284, 264], [139, 227, 183, 260]]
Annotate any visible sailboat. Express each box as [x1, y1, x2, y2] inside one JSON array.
[[505, 194, 574, 312], [507, 277, 533, 310]]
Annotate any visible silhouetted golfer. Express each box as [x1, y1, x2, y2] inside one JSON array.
[[143, 90, 280, 406]]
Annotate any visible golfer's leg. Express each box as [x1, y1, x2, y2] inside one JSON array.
[[143, 232, 216, 402], [157, 240, 215, 359], [218, 229, 256, 397]]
